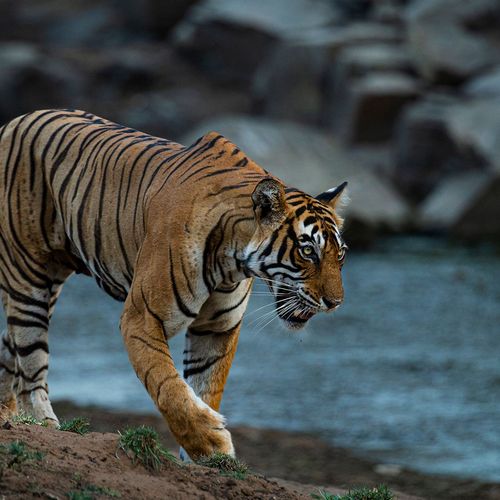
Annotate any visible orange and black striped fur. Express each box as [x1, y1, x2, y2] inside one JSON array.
[[0, 110, 348, 459]]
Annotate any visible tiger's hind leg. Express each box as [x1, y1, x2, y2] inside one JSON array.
[[5, 283, 57, 424], [0, 331, 17, 419], [0, 291, 17, 419], [179, 280, 252, 461], [0, 259, 72, 425], [13, 276, 70, 424]]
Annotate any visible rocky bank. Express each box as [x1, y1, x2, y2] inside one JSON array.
[[1, 0, 500, 244]]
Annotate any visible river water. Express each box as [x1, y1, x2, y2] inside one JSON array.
[[1, 237, 499, 481]]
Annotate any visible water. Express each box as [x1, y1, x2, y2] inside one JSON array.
[[1, 237, 499, 481]]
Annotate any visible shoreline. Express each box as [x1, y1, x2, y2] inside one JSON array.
[[53, 400, 500, 500]]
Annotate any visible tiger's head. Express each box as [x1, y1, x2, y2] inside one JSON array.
[[244, 178, 349, 330]]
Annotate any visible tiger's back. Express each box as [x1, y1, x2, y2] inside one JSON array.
[[0, 109, 265, 299]]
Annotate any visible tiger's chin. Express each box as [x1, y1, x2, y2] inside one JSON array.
[[275, 292, 317, 330], [280, 310, 316, 330]]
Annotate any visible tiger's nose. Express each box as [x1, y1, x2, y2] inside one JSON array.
[[322, 297, 342, 311]]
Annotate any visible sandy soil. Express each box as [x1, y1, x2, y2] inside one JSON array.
[[0, 401, 498, 499]]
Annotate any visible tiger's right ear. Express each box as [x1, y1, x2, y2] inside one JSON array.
[[252, 178, 287, 229]]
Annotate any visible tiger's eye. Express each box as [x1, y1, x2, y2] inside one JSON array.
[[303, 246, 313, 256]]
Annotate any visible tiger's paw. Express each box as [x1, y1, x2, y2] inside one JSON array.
[[179, 406, 235, 460], [17, 390, 59, 426]]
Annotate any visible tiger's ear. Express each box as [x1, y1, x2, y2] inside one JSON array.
[[316, 181, 348, 210], [252, 178, 287, 229]]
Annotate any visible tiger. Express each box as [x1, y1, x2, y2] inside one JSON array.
[[0, 109, 348, 459]]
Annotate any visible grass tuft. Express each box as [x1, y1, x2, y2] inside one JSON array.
[[11, 411, 47, 426], [59, 417, 91, 435], [67, 484, 121, 499], [197, 452, 249, 480], [118, 425, 177, 470], [68, 473, 121, 499], [0, 440, 44, 468], [311, 485, 394, 500]]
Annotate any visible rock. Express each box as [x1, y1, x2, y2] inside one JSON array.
[[182, 115, 410, 244], [295, 22, 403, 57], [116, 86, 249, 141], [329, 43, 414, 77], [172, 0, 340, 85], [253, 33, 410, 126], [9, 0, 129, 47], [445, 97, 500, 174], [465, 66, 500, 98], [176, 0, 340, 39], [0, 43, 83, 123], [252, 42, 328, 124], [326, 71, 420, 143], [394, 95, 486, 202], [120, 0, 198, 38], [173, 19, 278, 86], [372, 0, 406, 25], [419, 171, 500, 241], [406, 0, 500, 84]]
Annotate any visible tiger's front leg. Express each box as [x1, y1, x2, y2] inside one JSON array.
[[179, 282, 252, 460], [120, 237, 251, 459]]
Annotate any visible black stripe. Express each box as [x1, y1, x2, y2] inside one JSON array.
[[0, 362, 16, 375], [18, 384, 47, 396], [303, 216, 316, 226], [2, 336, 16, 356], [16, 341, 49, 357], [234, 158, 248, 167], [7, 317, 48, 330], [19, 364, 48, 383], [169, 247, 197, 318], [155, 374, 178, 401], [129, 334, 168, 356], [206, 182, 251, 197], [12, 308, 49, 327], [210, 288, 251, 320], [183, 354, 226, 379], [183, 357, 205, 365], [189, 320, 242, 337]]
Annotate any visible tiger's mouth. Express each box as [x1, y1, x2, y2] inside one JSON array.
[[275, 291, 318, 330]]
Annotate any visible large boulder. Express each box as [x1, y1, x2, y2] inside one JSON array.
[[0, 43, 83, 123], [252, 43, 328, 125], [416, 96, 500, 240], [295, 21, 403, 55], [172, 0, 340, 86], [252, 26, 407, 126], [406, 0, 500, 84], [326, 70, 420, 143], [394, 95, 486, 202], [182, 116, 410, 245], [6, 0, 129, 47], [120, 0, 199, 38], [323, 41, 419, 141], [419, 171, 500, 241], [445, 97, 500, 174], [464, 66, 500, 98], [115, 86, 249, 142]]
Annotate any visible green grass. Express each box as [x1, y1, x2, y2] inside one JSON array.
[[68, 473, 121, 499], [11, 411, 47, 426], [0, 440, 44, 468], [196, 452, 249, 480], [118, 425, 177, 470], [67, 484, 121, 499], [311, 485, 394, 500], [59, 417, 91, 435]]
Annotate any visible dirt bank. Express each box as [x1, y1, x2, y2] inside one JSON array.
[[0, 401, 498, 499]]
